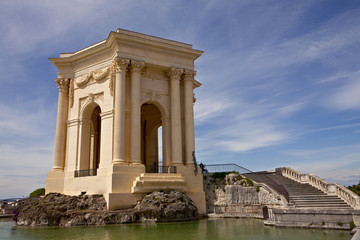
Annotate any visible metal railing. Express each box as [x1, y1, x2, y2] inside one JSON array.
[[203, 164, 289, 203], [74, 169, 97, 177], [203, 163, 252, 174], [146, 163, 177, 174]]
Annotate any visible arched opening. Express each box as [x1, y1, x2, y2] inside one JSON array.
[[89, 106, 101, 170], [76, 104, 101, 177], [141, 103, 163, 172]]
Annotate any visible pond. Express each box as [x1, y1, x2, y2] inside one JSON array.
[[0, 217, 351, 240]]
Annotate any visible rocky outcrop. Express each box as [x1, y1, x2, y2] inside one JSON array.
[[134, 190, 198, 222], [16, 190, 198, 226], [204, 172, 284, 215]]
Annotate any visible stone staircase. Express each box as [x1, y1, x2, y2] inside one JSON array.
[[245, 172, 353, 210], [131, 173, 186, 194]]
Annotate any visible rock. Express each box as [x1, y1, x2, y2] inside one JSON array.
[[16, 190, 198, 226], [134, 190, 198, 222]]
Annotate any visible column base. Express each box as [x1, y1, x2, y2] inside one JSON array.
[[112, 159, 127, 165], [52, 166, 64, 171], [130, 161, 143, 166]]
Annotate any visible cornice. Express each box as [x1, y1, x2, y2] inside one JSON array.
[[49, 29, 203, 71]]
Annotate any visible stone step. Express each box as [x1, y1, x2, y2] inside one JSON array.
[[245, 172, 354, 210], [293, 200, 350, 205], [131, 173, 186, 194], [292, 199, 347, 203], [294, 205, 353, 209]]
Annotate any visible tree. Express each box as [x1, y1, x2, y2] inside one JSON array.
[[29, 188, 45, 197], [348, 181, 360, 196]]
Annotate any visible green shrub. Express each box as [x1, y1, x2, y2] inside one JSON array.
[[322, 221, 325, 226], [337, 221, 343, 227], [236, 175, 243, 181], [256, 186, 260, 192], [212, 172, 228, 180], [29, 188, 45, 197], [350, 221, 355, 230], [246, 178, 254, 187]]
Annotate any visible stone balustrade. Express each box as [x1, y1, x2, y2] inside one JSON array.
[[278, 167, 360, 209]]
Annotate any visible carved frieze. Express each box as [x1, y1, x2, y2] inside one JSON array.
[[92, 67, 110, 81], [74, 67, 111, 87], [144, 90, 161, 102], [143, 67, 167, 81]]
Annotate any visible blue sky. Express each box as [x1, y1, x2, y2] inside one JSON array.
[[0, 0, 359, 198]]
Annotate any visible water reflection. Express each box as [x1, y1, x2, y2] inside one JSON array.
[[0, 218, 351, 240]]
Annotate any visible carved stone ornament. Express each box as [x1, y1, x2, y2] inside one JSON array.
[[92, 67, 110, 81], [74, 67, 111, 87], [55, 78, 70, 93], [109, 70, 115, 97], [168, 67, 183, 81], [184, 70, 196, 81], [88, 93, 95, 102], [113, 58, 130, 72], [131, 60, 145, 73], [74, 73, 91, 87], [69, 79, 74, 108], [80, 92, 104, 112], [145, 90, 161, 101]]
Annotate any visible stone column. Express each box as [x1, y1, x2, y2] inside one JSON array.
[[184, 70, 196, 165], [130, 60, 145, 165], [53, 78, 70, 171], [113, 58, 130, 164], [169, 67, 183, 165], [162, 117, 171, 166]]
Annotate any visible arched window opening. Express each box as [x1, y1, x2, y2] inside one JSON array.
[[89, 106, 101, 170], [141, 103, 164, 173], [75, 104, 101, 177]]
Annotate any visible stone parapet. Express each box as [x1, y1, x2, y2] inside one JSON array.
[[278, 167, 360, 209]]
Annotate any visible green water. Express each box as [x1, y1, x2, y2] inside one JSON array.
[[0, 217, 351, 240]]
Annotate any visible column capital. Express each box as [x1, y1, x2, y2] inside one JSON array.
[[55, 78, 70, 93], [183, 70, 196, 81], [113, 58, 130, 72], [168, 67, 183, 81], [131, 60, 146, 73]]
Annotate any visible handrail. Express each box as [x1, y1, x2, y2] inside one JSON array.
[[204, 164, 289, 204], [203, 163, 253, 174], [278, 167, 360, 209]]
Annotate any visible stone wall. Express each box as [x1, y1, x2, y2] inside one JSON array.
[[266, 208, 357, 230]]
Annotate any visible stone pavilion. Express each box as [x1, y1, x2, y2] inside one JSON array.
[[45, 29, 206, 213]]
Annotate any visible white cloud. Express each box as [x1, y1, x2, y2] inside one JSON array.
[[327, 78, 360, 110], [283, 145, 360, 185]]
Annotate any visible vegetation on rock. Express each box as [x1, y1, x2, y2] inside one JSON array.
[[29, 188, 45, 197]]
